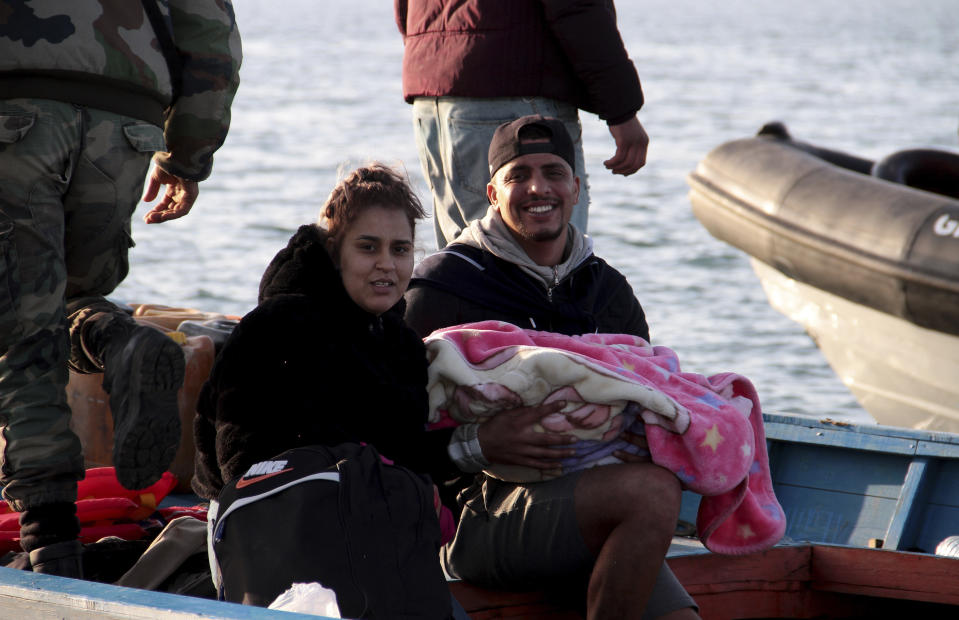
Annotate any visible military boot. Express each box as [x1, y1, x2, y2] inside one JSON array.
[[83, 312, 184, 490], [28, 540, 84, 579], [19, 503, 84, 579]]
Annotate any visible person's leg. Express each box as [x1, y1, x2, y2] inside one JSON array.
[[574, 462, 683, 620], [62, 107, 183, 491], [441, 473, 594, 587], [412, 97, 589, 249], [0, 98, 86, 576]]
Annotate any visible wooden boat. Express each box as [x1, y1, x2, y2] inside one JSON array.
[[687, 123, 959, 432], [668, 413, 959, 619], [15, 305, 958, 618], [668, 543, 959, 619]]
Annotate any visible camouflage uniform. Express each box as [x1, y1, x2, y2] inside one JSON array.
[[0, 1, 241, 512]]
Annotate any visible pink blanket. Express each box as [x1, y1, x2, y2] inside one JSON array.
[[425, 320, 785, 555]]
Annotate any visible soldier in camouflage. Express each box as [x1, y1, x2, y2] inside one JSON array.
[[0, 0, 241, 577]]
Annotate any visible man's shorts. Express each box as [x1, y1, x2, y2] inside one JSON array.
[[441, 470, 698, 618]]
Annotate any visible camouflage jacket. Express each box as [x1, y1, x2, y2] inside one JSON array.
[[0, 0, 242, 181]]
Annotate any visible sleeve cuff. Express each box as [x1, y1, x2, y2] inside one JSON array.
[[447, 423, 489, 473]]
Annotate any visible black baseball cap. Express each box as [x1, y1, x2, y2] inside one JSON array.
[[488, 115, 576, 178]]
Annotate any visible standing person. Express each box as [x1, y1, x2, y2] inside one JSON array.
[[192, 164, 459, 617], [404, 116, 699, 619], [0, 1, 241, 578], [395, 0, 650, 248]]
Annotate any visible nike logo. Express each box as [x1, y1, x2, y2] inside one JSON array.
[[235, 468, 293, 488]]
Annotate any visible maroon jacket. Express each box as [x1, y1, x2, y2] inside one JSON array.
[[395, 0, 643, 124]]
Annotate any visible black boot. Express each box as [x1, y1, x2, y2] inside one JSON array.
[[28, 540, 84, 579], [84, 312, 184, 490], [19, 503, 84, 579]]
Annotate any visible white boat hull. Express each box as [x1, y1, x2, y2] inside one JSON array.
[[752, 259, 959, 431]]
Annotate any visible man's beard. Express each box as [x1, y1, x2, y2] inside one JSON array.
[[516, 221, 564, 243]]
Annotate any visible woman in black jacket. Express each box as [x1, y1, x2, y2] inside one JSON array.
[[192, 163, 458, 500], [191, 164, 462, 617]]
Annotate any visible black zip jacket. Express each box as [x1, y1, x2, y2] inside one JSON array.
[[404, 243, 649, 341]]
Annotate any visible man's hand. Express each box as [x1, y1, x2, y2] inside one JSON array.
[[603, 116, 649, 176], [142, 166, 199, 223], [477, 401, 576, 473]]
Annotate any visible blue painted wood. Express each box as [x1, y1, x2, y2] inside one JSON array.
[[924, 460, 959, 505], [883, 457, 931, 550], [0, 566, 325, 619], [678, 413, 959, 554], [775, 485, 897, 547], [769, 443, 909, 498]]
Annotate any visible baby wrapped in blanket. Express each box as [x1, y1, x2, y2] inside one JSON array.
[[425, 320, 786, 555]]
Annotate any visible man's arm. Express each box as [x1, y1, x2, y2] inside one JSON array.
[[542, 1, 648, 175], [155, 0, 242, 184], [542, 0, 643, 125], [394, 0, 408, 37]]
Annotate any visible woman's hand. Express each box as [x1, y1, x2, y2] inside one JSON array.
[[477, 401, 576, 474]]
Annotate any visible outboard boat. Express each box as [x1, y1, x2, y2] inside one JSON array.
[[688, 122, 959, 431]]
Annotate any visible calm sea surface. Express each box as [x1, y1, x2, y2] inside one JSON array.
[[115, 0, 959, 425]]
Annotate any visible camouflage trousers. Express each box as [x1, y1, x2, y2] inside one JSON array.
[[0, 99, 165, 511]]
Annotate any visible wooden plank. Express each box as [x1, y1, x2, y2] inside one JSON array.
[[925, 460, 959, 505], [762, 414, 959, 448], [670, 544, 959, 619], [914, 503, 959, 553], [775, 485, 897, 546], [810, 545, 959, 606], [883, 456, 931, 549], [764, 421, 919, 455], [668, 545, 810, 589], [0, 567, 320, 619], [916, 440, 959, 459], [770, 443, 909, 497], [688, 588, 886, 620]]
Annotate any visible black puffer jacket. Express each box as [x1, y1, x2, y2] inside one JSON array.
[[192, 225, 456, 500]]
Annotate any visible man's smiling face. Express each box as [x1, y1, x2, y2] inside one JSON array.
[[487, 150, 580, 260]]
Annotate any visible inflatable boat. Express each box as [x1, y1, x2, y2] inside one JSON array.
[[688, 123, 959, 431]]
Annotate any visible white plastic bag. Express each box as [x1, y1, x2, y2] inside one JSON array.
[[268, 582, 342, 617]]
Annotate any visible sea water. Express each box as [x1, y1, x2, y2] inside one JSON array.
[[115, 0, 959, 424]]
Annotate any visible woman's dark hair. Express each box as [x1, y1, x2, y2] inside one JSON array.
[[320, 163, 426, 259]]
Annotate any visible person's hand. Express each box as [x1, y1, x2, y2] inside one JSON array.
[[612, 429, 652, 464], [142, 166, 199, 223], [477, 401, 576, 474], [603, 116, 649, 176]]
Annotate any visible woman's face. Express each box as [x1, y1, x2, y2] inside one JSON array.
[[336, 205, 414, 316]]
